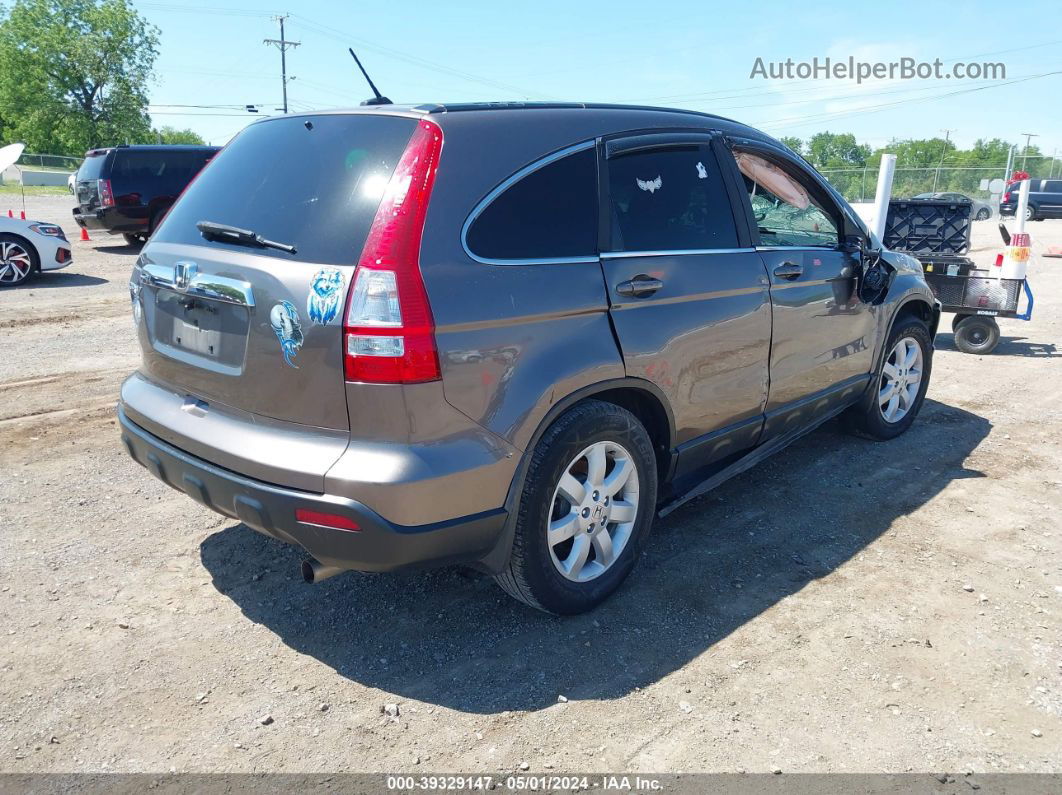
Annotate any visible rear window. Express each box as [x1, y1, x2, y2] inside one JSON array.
[[111, 149, 216, 184], [77, 152, 109, 181], [153, 115, 416, 265], [465, 147, 598, 261]]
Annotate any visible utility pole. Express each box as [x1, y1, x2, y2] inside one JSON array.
[[932, 128, 953, 192], [1020, 132, 1039, 174], [264, 15, 300, 114]]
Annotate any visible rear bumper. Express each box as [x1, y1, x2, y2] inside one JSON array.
[[118, 405, 508, 572], [72, 206, 147, 234]]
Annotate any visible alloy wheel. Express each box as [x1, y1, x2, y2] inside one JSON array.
[[0, 241, 32, 285], [547, 441, 640, 583], [879, 336, 924, 423]]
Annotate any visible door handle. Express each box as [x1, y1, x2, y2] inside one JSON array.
[[773, 261, 803, 280], [616, 276, 663, 297]]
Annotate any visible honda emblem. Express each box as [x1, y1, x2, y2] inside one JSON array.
[[174, 261, 197, 290]]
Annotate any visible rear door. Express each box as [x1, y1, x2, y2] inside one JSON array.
[[1041, 179, 1062, 213], [138, 113, 418, 432], [599, 132, 771, 474]]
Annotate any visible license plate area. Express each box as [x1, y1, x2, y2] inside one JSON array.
[[153, 289, 249, 370]]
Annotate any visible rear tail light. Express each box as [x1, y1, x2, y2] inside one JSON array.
[[343, 119, 443, 384], [1002, 191, 1011, 203], [98, 179, 114, 208]]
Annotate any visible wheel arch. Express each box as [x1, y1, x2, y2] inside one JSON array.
[[868, 293, 939, 386], [476, 377, 676, 574]]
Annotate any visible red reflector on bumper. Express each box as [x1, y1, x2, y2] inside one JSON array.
[[295, 509, 360, 532]]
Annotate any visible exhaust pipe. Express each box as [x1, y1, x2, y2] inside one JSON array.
[[301, 558, 345, 584]]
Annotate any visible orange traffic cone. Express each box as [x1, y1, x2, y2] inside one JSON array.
[[79, 227, 90, 242], [19, 210, 25, 220]]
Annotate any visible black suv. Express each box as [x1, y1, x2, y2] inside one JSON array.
[[73, 145, 219, 244], [999, 178, 1062, 221]]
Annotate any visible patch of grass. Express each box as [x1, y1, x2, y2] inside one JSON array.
[[0, 184, 70, 196]]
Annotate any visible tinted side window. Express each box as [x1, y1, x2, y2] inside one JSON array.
[[607, 146, 738, 252], [1042, 180, 1062, 193], [732, 150, 838, 248], [466, 148, 597, 260]]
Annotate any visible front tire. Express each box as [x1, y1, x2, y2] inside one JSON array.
[[0, 234, 39, 287], [976, 208, 991, 221], [494, 400, 658, 614], [122, 233, 144, 246], [845, 315, 932, 441]]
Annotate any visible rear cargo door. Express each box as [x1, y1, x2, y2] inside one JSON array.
[[138, 113, 418, 431], [75, 149, 110, 211]]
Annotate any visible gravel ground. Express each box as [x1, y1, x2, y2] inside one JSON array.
[[1, 195, 1060, 774]]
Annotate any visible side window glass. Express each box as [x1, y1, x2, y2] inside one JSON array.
[[606, 146, 738, 252], [733, 150, 838, 248], [466, 147, 597, 261]]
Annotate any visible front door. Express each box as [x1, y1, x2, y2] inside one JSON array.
[[723, 144, 875, 438], [599, 134, 772, 475]]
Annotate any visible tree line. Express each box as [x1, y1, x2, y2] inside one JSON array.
[[779, 132, 1059, 202], [0, 0, 203, 159]]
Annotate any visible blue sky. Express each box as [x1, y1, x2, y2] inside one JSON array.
[[137, 0, 1062, 161]]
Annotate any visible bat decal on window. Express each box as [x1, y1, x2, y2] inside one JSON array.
[[636, 175, 662, 193]]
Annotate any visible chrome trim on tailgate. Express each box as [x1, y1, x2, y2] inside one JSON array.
[[142, 262, 255, 307]]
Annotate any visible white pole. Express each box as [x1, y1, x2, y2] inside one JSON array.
[[1015, 178, 1031, 234], [871, 154, 897, 244], [1001, 179, 1032, 280]]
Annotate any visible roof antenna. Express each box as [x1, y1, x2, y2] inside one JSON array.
[[349, 47, 392, 106]]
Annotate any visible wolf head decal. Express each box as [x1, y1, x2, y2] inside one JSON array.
[[307, 267, 344, 325]]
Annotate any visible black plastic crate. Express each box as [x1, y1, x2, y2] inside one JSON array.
[[884, 198, 972, 255], [924, 273, 1022, 313]]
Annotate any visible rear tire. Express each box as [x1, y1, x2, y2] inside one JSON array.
[[494, 400, 657, 615], [122, 233, 143, 246], [845, 315, 932, 441], [951, 313, 969, 333], [976, 208, 990, 221], [953, 315, 1000, 354]]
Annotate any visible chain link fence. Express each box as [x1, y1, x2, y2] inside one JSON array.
[[818, 154, 1062, 204], [14, 152, 81, 172]]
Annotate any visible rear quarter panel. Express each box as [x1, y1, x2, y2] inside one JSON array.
[[420, 112, 630, 452]]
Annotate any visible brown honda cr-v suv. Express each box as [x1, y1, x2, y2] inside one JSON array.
[[119, 102, 939, 614]]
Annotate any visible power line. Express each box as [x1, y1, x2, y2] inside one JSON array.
[[761, 70, 1062, 131], [287, 14, 557, 100]]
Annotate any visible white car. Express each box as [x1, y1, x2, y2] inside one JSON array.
[[0, 215, 73, 286]]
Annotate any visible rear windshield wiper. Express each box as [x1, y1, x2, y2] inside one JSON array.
[[196, 220, 297, 255]]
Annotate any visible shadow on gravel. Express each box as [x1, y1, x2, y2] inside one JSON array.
[[10, 272, 108, 289], [93, 243, 141, 254], [200, 398, 990, 714], [935, 332, 1058, 358]]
